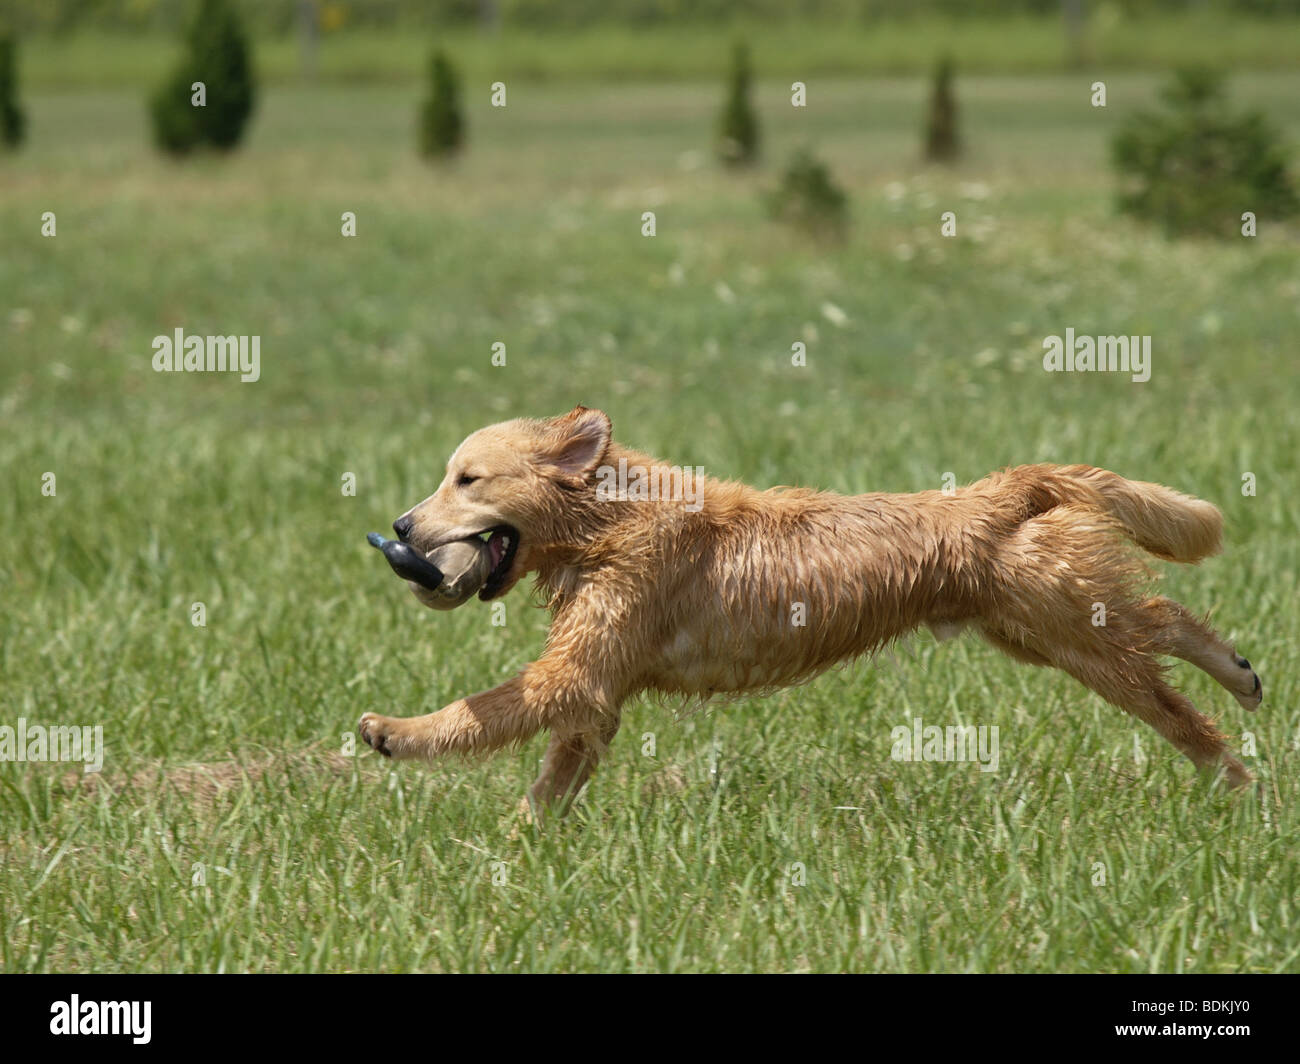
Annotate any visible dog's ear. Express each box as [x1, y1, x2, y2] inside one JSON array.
[[539, 406, 612, 477]]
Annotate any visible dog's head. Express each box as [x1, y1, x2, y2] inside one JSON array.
[[392, 406, 612, 602]]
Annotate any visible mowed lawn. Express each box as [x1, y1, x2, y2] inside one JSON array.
[[1, 73, 1298, 972]]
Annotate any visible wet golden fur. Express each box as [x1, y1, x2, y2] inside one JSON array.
[[359, 406, 1261, 812]]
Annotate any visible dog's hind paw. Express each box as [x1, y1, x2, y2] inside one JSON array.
[[1232, 654, 1263, 711], [1224, 758, 1255, 790]]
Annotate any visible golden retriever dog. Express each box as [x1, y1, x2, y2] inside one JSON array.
[[359, 406, 1261, 812]]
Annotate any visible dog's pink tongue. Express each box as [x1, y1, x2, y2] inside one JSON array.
[[488, 531, 507, 568]]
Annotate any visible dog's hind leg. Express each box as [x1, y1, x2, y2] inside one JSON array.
[[1139, 596, 1263, 711], [974, 505, 1251, 786], [983, 622, 1251, 788], [1068, 651, 1251, 788], [977, 626, 1051, 667]]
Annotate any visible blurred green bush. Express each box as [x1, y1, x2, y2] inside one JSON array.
[[1112, 67, 1298, 237], [148, 0, 257, 154], [766, 148, 848, 240]]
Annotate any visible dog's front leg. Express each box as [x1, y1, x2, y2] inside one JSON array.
[[358, 675, 540, 760], [357, 634, 624, 764], [527, 714, 622, 817]]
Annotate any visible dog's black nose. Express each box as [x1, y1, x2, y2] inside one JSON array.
[[392, 516, 414, 542]]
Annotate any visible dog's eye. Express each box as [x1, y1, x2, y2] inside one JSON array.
[[457, 474, 480, 487]]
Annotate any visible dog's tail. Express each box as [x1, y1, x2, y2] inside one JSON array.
[[1003, 464, 1223, 563]]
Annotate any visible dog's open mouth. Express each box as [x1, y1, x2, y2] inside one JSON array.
[[477, 525, 519, 600]]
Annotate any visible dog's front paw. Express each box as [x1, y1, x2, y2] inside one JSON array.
[[359, 712, 412, 759]]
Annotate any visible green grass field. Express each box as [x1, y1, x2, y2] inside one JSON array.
[[2, 67, 1298, 972]]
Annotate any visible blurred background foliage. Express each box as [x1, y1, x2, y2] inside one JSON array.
[[5, 1, 1299, 91], [5, 0, 1300, 34]]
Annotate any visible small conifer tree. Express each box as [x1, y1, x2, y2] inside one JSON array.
[[0, 32, 26, 150], [924, 54, 960, 163], [419, 50, 464, 159], [717, 41, 759, 167], [149, 0, 256, 155]]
